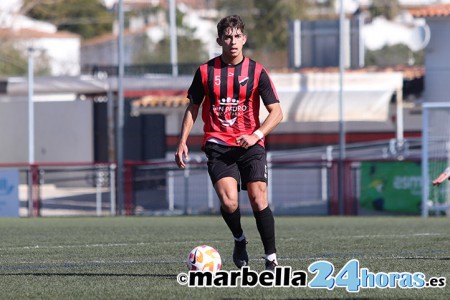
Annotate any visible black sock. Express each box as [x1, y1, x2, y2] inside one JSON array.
[[220, 206, 244, 239], [253, 206, 276, 255]]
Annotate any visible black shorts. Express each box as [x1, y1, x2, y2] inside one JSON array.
[[204, 142, 268, 191]]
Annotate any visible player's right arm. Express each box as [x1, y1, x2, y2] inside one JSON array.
[[175, 67, 204, 168], [175, 102, 200, 168]]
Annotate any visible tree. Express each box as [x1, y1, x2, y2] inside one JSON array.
[[22, 0, 114, 39], [0, 40, 51, 76], [365, 44, 424, 67], [133, 7, 208, 65], [368, 0, 401, 20], [215, 0, 311, 67], [133, 35, 208, 65], [217, 0, 310, 52]]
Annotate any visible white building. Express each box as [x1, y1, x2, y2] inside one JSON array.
[[0, 3, 80, 76]]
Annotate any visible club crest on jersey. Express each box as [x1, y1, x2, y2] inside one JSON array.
[[238, 76, 249, 86], [214, 97, 248, 127]]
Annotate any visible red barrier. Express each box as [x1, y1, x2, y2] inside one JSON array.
[[124, 163, 134, 215], [31, 164, 41, 217], [330, 161, 358, 216]]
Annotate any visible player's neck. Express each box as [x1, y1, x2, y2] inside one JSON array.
[[221, 54, 244, 66]]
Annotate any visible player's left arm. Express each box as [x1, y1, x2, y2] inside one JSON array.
[[236, 103, 283, 149], [257, 102, 283, 137], [432, 167, 450, 186], [236, 68, 283, 148], [250, 68, 283, 139]]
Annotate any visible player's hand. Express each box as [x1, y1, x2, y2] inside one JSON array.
[[236, 133, 259, 149], [175, 143, 189, 168], [432, 167, 450, 186]]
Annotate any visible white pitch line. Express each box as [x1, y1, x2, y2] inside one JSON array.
[[3, 253, 448, 270], [0, 233, 442, 252], [347, 233, 442, 238], [279, 233, 442, 241], [0, 240, 228, 252], [0, 259, 183, 266]]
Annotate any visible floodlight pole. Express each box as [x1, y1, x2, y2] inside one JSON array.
[[116, 0, 125, 215], [169, 0, 178, 76], [27, 47, 35, 217], [338, 0, 346, 215]]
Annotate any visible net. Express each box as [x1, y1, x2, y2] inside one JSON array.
[[421, 102, 450, 216]]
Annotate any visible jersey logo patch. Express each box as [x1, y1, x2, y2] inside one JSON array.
[[238, 76, 249, 86]]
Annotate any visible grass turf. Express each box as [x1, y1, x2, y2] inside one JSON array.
[[0, 216, 448, 299]]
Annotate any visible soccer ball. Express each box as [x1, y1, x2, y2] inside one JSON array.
[[186, 245, 222, 272]]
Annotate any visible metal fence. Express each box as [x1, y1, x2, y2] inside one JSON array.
[[0, 163, 115, 217], [130, 159, 341, 216], [0, 157, 359, 217], [81, 63, 200, 77]]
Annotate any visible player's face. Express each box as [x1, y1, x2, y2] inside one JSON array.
[[217, 27, 246, 64]]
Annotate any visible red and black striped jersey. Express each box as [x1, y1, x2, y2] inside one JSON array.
[[187, 56, 280, 148]]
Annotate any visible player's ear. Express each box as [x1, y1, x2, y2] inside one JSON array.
[[243, 35, 247, 45], [216, 37, 222, 46]]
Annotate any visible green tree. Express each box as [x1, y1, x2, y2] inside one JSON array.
[[215, 0, 311, 67], [133, 8, 208, 65], [134, 35, 208, 65], [217, 0, 310, 51], [365, 44, 424, 67], [368, 0, 401, 20], [0, 40, 51, 76], [22, 0, 114, 39]]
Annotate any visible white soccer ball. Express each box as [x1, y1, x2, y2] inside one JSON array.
[[186, 245, 222, 272]]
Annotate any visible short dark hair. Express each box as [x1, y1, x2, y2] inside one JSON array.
[[217, 15, 245, 38]]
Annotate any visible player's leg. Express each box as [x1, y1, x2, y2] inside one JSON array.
[[246, 181, 278, 270], [214, 177, 241, 234], [205, 143, 248, 268], [239, 145, 278, 270], [214, 177, 249, 268]]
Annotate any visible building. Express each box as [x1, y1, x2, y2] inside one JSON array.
[[410, 3, 450, 102], [0, 8, 81, 76]]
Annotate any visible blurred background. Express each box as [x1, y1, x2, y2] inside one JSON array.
[[0, 0, 449, 218], [0, 0, 433, 75]]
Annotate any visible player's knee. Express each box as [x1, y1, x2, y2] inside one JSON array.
[[247, 186, 267, 210], [247, 182, 266, 197], [221, 200, 238, 213], [218, 191, 238, 212]]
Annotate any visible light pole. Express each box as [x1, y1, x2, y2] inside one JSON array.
[[338, 0, 346, 215], [27, 47, 35, 217], [116, 0, 125, 215], [169, 0, 178, 76]]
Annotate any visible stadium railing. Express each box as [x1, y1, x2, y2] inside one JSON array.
[[0, 158, 358, 217]]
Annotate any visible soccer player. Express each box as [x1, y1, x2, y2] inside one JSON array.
[[174, 15, 283, 271]]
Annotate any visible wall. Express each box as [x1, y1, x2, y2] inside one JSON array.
[[423, 18, 450, 102], [0, 98, 93, 163]]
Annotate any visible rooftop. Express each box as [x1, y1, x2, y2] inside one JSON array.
[[409, 3, 450, 17], [0, 28, 79, 39]]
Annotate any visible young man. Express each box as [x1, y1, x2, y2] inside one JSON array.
[[174, 15, 283, 270]]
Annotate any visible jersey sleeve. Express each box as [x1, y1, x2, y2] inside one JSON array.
[[187, 68, 205, 105], [258, 68, 280, 106]]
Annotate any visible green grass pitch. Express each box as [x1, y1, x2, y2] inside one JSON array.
[[0, 216, 448, 299]]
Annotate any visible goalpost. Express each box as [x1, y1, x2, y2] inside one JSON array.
[[421, 102, 450, 217]]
